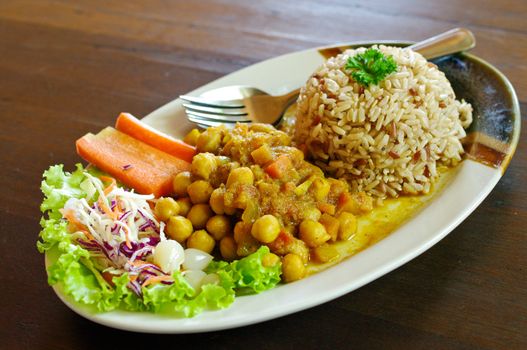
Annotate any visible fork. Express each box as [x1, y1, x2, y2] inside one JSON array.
[[181, 28, 475, 128]]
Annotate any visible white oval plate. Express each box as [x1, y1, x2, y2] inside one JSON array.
[[48, 42, 520, 333]]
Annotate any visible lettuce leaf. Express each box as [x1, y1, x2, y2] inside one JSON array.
[[142, 246, 281, 317], [142, 272, 234, 317], [37, 217, 70, 253], [40, 164, 89, 220], [47, 243, 145, 312], [47, 242, 102, 305], [207, 246, 282, 294], [38, 164, 87, 252]]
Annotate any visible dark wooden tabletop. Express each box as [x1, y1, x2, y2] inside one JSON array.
[[1, 1, 525, 349]]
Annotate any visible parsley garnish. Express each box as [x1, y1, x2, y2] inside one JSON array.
[[345, 48, 397, 87]]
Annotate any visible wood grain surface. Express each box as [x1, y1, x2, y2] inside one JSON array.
[[0, 1, 525, 349]]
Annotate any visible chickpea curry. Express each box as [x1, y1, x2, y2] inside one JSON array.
[[156, 123, 374, 283]]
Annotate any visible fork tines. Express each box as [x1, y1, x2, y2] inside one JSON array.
[[180, 95, 251, 126], [180, 95, 244, 109]]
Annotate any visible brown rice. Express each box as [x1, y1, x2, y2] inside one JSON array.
[[294, 45, 473, 198]]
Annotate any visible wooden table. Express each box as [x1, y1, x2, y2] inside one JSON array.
[[1, 1, 525, 349]]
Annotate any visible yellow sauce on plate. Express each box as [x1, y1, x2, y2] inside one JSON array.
[[306, 164, 459, 275]]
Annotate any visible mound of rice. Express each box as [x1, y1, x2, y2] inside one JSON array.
[[294, 45, 473, 198]]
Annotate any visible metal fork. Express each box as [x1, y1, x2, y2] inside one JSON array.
[[181, 28, 475, 128]]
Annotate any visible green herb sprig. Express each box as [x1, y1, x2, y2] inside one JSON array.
[[345, 48, 397, 87]]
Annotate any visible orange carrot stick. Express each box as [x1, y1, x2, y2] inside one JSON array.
[[76, 127, 190, 197], [115, 113, 196, 163]]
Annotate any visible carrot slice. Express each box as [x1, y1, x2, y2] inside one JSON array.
[[265, 155, 292, 179], [115, 112, 196, 163], [76, 127, 190, 197]]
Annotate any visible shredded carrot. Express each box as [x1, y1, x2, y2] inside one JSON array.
[[112, 205, 122, 218], [142, 275, 173, 287], [80, 229, 96, 242], [97, 196, 117, 220], [100, 175, 115, 183], [117, 199, 124, 212], [111, 198, 123, 217], [129, 259, 150, 267], [61, 209, 96, 241], [118, 223, 133, 249], [100, 175, 117, 195], [129, 274, 138, 283]]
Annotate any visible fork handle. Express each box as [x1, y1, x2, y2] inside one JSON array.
[[408, 27, 475, 60]]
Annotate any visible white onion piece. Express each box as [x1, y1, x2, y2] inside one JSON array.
[[153, 240, 185, 274], [182, 248, 213, 271], [201, 273, 220, 286], [182, 270, 207, 291]]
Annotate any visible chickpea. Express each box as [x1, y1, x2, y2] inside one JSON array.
[[166, 215, 193, 243], [251, 215, 281, 243], [299, 219, 330, 247], [183, 128, 200, 146], [187, 204, 213, 229], [303, 207, 321, 222], [176, 197, 192, 217], [209, 187, 225, 214], [206, 215, 232, 241], [262, 253, 280, 268], [187, 180, 213, 204], [155, 197, 179, 221], [219, 236, 237, 261], [226, 167, 254, 188], [337, 212, 357, 240], [187, 230, 215, 254], [191, 152, 217, 180], [282, 253, 306, 282], [173, 171, 192, 198], [196, 128, 222, 153]]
